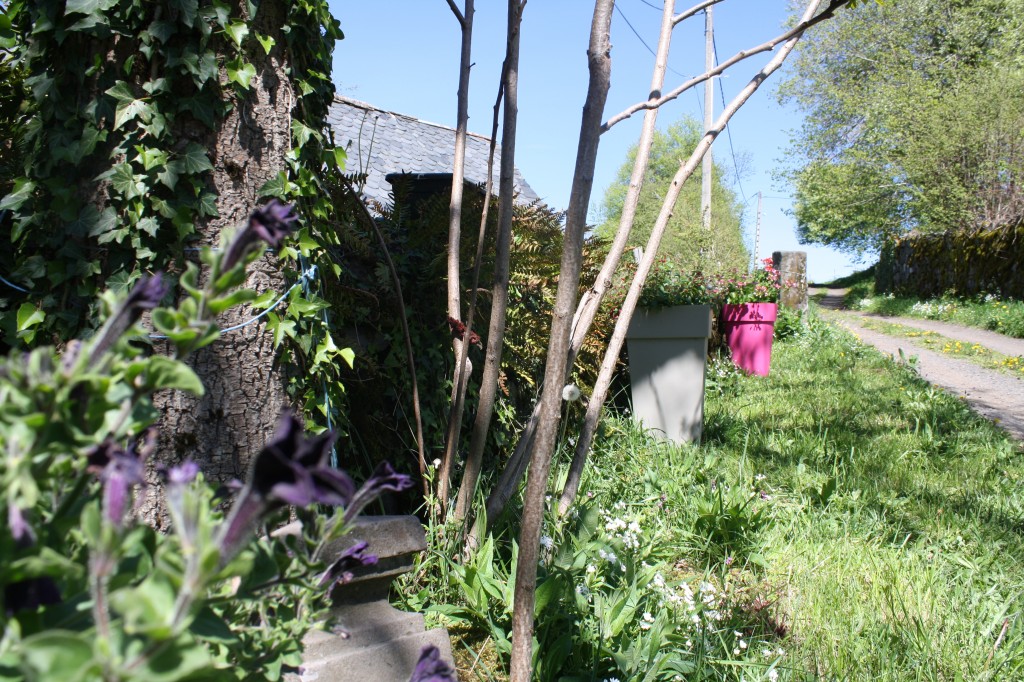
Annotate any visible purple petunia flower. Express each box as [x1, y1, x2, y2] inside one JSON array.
[[250, 411, 351, 509], [222, 200, 299, 271], [318, 540, 378, 587], [218, 411, 351, 563], [408, 646, 457, 682], [343, 461, 415, 524]]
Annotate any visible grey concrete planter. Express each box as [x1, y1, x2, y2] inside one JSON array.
[[626, 305, 713, 443]]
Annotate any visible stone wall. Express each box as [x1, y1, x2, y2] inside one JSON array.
[[877, 223, 1024, 299]]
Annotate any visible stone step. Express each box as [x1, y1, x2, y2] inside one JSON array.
[[302, 603, 426, 657], [297, 627, 454, 682]]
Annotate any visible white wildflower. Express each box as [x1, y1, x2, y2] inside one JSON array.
[[562, 384, 582, 402]]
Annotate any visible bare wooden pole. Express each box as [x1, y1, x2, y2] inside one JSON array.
[[558, 0, 827, 515], [701, 5, 714, 234], [453, 0, 526, 523], [437, 0, 476, 510]]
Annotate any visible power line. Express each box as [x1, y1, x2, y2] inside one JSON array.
[[712, 32, 748, 204], [613, 3, 704, 120], [634, 0, 665, 10]]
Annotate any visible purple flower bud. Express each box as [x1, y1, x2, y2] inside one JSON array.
[[408, 646, 456, 682], [343, 461, 414, 524], [222, 200, 299, 271], [167, 460, 200, 486], [89, 273, 169, 366], [8, 503, 35, 546], [87, 438, 147, 530], [318, 540, 378, 587]]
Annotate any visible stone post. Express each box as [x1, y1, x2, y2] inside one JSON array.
[[772, 251, 808, 311], [294, 516, 454, 682]]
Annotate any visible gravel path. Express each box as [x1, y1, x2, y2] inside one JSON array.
[[809, 287, 1024, 441]]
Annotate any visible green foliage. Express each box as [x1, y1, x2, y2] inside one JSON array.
[[772, 307, 804, 341], [596, 117, 749, 275], [0, 231, 369, 681], [325, 181, 610, 476], [632, 258, 718, 309], [780, 0, 1024, 255]]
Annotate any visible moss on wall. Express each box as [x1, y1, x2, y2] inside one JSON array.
[[877, 223, 1024, 299]]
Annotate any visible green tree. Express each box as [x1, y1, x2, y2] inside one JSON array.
[[596, 117, 748, 274], [779, 0, 1024, 255]]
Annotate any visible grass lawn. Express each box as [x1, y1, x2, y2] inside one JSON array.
[[414, 312, 1024, 681], [698, 315, 1024, 680]]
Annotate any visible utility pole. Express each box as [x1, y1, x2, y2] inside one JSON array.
[[754, 190, 763, 268], [700, 6, 714, 235]]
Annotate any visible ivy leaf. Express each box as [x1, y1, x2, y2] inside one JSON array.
[[196, 192, 219, 218], [0, 179, 36, 212], [225, 57, 256, 89], [84, 206, 118, 237], [290, 120, 319, 148], [16, 304, 45, 333], [105, 82, 135, 103], [98, 163, 146, 199], [157, 160, 182, 190], [225, 20, 248, 48], [167, 0, 198, 27], [137, 217, 160, 237], [258, 172, 291, 199], [180, 144, 213, 174], [64, 0, 118, 16], [256, 33, 275, 55], [115, 100, 152, 129]]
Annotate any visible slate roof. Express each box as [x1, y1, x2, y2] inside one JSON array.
[[326, 96, 542, 207]]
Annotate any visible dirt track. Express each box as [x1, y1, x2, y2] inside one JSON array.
[[810, 288, 1024, 442]]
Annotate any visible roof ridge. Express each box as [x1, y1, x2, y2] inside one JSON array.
[[333, 94, 493, 144]]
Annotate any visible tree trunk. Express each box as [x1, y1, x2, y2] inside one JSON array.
[[508, 2, 613, 679], [142, 0, 295, 526]]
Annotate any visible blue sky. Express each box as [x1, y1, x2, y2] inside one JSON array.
[[329, 1, 862, 283]]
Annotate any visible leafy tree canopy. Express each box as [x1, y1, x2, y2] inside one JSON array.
[[596, 117, 748, 275], [779, 0, 1024, 256]]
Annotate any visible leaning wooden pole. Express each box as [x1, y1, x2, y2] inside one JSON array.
[[558, 0, 828, 515]]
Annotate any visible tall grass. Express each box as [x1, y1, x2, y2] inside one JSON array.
[[404, 312, 1024, 680]]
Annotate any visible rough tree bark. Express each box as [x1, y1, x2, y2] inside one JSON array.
[[508, 2, 613, 678], [558, 0, 837, 515], [452, 0, 526, 524], [142, 0, 297, 525]]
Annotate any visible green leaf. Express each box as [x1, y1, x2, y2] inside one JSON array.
[[16, 304, 44, 332], [98, 163, 145, 199], [225, 57, 256, 89], [0, 179, 36, 212], [180, 143, 213, 174], [114, 99, 153, 129], [258, 172, 291, 199], [224, 20, 248, 47], [255, 33, 275, 54], [206, 289, 257, 315], [137, 217, 160, 237], [110, 576, 177, 639], [142, 356, 205, 394], [167, 0, 198, 27], [19, 632, 97, 682], [64, 0, 118, 16], [105, 81, 136, 103]]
